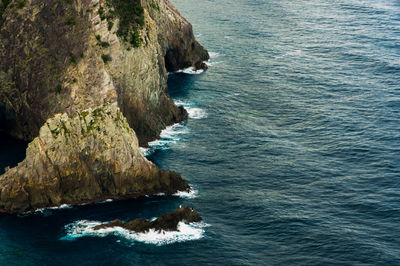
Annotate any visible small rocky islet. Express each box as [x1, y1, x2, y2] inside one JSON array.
[[0, 0, 207, 222], [94, 207, 202, 232]]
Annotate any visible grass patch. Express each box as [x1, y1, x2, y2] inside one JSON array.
[[102, 0, 144, 47], [65, 14, 76, 25], [98, 41, 110, 48], [55, 84, 62, 93], [69, 53, 77, 64], [101, 54, 111, 64], [0, 0, 11, 19], [130, 29, 141, 47], [107, 20, 114, 31], [17, 1, 24, 9]]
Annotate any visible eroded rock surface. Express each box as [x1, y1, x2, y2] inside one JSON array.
[[0, 0, 208, 145], [0, 0, 208, 213], [94, 207, 202, 232], [0, 104, 189, 213]]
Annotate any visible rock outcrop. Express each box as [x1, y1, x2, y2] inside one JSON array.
[[94, 207, 202, 232], [0, 0, 208, 213], [0, 104, 189, 213], [0, 0, 209, 145]]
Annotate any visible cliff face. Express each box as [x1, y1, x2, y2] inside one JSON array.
[[0, 0, 208, 213], [0, 0, 208, 145], [0, 104, 189, 213]]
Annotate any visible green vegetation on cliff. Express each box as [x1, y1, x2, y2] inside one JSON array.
[[0, 0, 10, 20], [100, 0, 144, 47]]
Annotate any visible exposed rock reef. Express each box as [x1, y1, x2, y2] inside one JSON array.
[[0, 104, 189, 213], [94, 207, 202, 232], [0, 0, 208, 213]]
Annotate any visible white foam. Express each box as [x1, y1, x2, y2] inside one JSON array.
[[208, 52, 220, 59], [60, 220, 208, 246], [174, 100, 207, 119], [187, 107, 207, 119], [140, 123, 189, 156], [140, 147, 151, 157], [160, 123, 189, 139], [98, 199, 113, 204], [176, 67, 204, 75], [168, 51, 221, 75], [205, 51, 223, 67], [35, 204, 72, 213], [173, 188, 197, 199]]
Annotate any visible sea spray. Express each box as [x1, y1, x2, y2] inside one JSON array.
[[61, 220, 208, 246]]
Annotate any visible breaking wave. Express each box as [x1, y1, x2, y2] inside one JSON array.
[[140, 123, 189, 156], [34, 204, 73, 215], [170, 51, 221, 74], [60, 220, 208, 246], [173, 188, 197, 199], [175, 67, 205, 75], [139, 100, 207, 156], [174, 100, 208, 119]]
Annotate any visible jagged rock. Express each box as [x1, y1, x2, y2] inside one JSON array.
[[0, 0, 208, 213], [94, 207, 202, 232], [0, 0, 208, 145], [194, 61, 209, 71], [0, 104, 190, 214]]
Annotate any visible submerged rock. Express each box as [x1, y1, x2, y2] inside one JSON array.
[[94, 207, 202, 232], [0, 104, 190, 214]]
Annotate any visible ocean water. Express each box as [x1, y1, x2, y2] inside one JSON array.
[[1, 0, 400, 264]]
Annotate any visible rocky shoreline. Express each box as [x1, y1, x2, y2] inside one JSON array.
[[0, 0, 208, 214]]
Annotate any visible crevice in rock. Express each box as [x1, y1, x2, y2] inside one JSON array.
[[0, 131, 28, 175]]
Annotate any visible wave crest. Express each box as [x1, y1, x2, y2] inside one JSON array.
[[174, 100, 207, 120]]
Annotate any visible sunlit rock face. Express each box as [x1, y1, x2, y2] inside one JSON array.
[[0, 104, 190, 214], [0, 0, 208, 145], [0, 0, 208, 213]]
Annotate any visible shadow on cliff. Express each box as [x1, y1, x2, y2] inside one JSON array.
[[0, 132, 28, 175]]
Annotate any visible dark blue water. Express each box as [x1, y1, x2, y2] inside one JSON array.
[[1, 0, 400, 264]]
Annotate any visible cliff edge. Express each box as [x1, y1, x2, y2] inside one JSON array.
[[0, 0, 208, 213], [0, 104, 189, 213], [0, 0, 208, 145]]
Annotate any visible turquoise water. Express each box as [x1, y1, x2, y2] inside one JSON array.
[[1, 0, 400, 264]]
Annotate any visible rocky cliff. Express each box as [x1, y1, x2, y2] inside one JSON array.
[[0, 0, 208, 213], [0, 0, 208, 145], [0, 104, 189, 213]]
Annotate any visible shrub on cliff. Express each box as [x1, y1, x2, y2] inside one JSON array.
[[0, 0, 11, 20], [102, 0, 144, 47]]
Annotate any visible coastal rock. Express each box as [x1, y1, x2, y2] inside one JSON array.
[[0, 0, 207, 213], [93, 207, 202, 232], [0, 104, 190, 214], [149, 0, 210, 72], [0, 0, 208, 145]]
